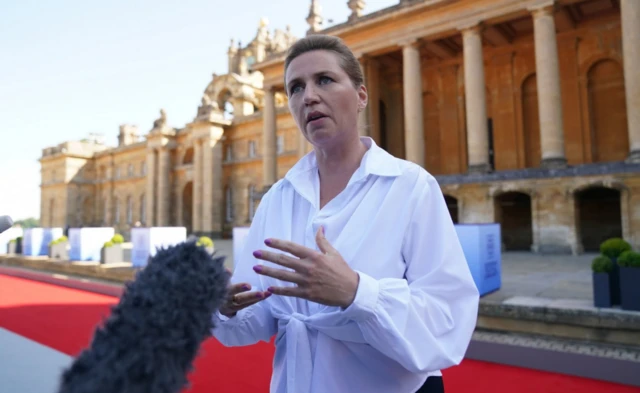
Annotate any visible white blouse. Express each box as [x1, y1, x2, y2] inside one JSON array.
[[212, 137, 479, 393]]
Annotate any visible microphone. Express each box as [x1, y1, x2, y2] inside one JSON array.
[[0, 215, 13, 235], [56, 241, 231, 393]]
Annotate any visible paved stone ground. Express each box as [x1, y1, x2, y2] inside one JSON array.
[[211, 240, 598, 305], [472, 330, 640, 362], [482, 251, 596, 304]]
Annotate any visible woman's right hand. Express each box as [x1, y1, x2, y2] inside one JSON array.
[[219, 282, 272, 318]]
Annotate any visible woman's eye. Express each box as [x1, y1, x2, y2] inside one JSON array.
[[290, 84, 302, 94], [319, 76, 332, 85]]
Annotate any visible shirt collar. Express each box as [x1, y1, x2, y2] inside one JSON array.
[[284, 136, 402, 185]]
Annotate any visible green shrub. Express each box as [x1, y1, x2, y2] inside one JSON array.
[[103, 241, 114, 248], [9, 238, 16, 243], [591, 255, 613, 273], [49, 235, 68, 246], [197, 236, 214, 248], [111, 234, 124, 244], [617, 250, 640, 268], [600, 238, 631, 259]]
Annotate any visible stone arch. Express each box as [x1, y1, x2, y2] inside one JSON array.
[[82, 196, 94, 226], [586, 59, 629, 163], [183, 147, 194, 165], [217, 88, 235, 119], [443, 194, 459, 224], [521, 73, 541, 168], [203, 73, 260, 119], [493, 190, 534, 251], [573, 184, 623, 252]]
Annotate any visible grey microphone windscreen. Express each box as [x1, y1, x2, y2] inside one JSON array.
[[0, 216, 13, 234]]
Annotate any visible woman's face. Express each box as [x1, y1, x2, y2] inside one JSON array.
[[285, 50, 367, 148]]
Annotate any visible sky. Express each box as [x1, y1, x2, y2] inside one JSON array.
[[0, 0, 398, 221]]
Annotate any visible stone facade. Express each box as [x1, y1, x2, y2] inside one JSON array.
[[40, 0, 640, 253]]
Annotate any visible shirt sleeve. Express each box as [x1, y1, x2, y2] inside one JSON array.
[[340, 173, 480, 373], [210, 187, 279, 346]]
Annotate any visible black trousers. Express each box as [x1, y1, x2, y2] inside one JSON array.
[[415, 376, 445, 393]]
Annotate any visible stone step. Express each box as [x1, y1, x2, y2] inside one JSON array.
[[467, 329, 640, 387], [477, 297, 640, 348]]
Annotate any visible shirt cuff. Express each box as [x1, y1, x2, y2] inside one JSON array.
[[340, 270, 379, 321]]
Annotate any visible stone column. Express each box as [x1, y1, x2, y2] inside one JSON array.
[[192, 140, 203, 233], [156, 148, 170, 226], [358, 55, 370, 136], [263, 86, 278, 186], [145, 149, 156, 226], [401, 39, 425, 167], [621, 0, 640, 162], [530, 2, 567, 168], [461, 23, 491, 173], [201, 127, 225, 236]]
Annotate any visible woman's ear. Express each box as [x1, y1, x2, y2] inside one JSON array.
[[357, 84, 368, 112]]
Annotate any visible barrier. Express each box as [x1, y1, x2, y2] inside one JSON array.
[[69, 227, 116, 261], [22, 228, 64, 256], [130, 227, 187, 267], [455, 223, 502, 296]]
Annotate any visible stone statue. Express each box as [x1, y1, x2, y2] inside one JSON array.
[[153, 109, 167, 129], [197, 94, 221, 118]]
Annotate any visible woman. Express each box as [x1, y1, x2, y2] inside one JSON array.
[[212, 34, 479, 393]]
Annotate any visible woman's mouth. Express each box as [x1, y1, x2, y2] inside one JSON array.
[[306, 111, 328, 126]]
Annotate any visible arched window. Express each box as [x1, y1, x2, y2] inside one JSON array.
[[126, 195, 133, 224], [140, 194, 146, 225], [114, 197, 120, 224], [248, 185, 256, 221], [226, 187, 234, 223]]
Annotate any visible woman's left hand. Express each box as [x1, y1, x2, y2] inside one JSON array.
[[251, 226, 359, 308]]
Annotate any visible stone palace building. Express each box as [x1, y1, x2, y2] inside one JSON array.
[[40, 0, 640, 254]]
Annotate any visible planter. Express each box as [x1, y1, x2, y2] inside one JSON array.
[[619, 266, 640, 311], [101, 244, 124, 264], [592, 272, 612, 308], [11, 238, 22, 254], [48, 242, 69, 260], [610, 258, 621, 305]]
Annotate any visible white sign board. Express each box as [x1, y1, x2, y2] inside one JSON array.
[[23, 228, 64, 256], [232, 226, 251, 269], [131, 227, 187, 267], [454, 223, 502, 296], [69, 227, 116, 261]]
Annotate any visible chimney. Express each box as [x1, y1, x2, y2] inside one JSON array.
[[118, 124, 140, 146]]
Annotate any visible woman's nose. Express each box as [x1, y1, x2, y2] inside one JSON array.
[[303, 85, 320, 105]]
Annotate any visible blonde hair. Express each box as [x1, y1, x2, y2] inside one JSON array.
[[284, 34, 364, 92]]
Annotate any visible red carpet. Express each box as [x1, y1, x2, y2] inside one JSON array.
[[1, 274, 638, 393]]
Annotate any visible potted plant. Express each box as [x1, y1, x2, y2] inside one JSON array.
[[197, 236, 215, 255], [591, 255, 613, 308], [9, 236, 23, 254], [617, 250, 640, 311], [599, 238, 631, 305], [8, 238, 17, 254], [101, 233, 124, 264], [48, 236, 69, 260]]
